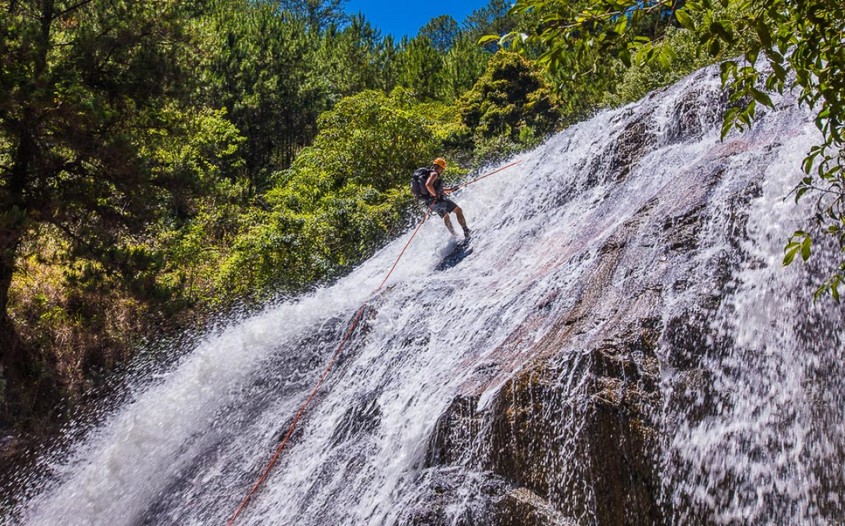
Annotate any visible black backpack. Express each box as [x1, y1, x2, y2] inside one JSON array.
[[410, 167, 434, 199]]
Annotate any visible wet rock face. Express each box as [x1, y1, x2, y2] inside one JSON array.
[[490, 323, 664, 526], [425, 395, 481, 468], [584, 113, 656, 188], [398, 468, 577, 526], [331, 394, 381, 446], [398, 468, 511, 526], [417, 320, 666, 526], [491, 488, 579, 526], [664, 87, 726, 144]]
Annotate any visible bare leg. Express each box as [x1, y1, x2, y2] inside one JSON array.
[[453, 207, 468, 230], [443, 215, 457, 236]]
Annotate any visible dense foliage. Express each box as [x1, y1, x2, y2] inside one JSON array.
[[457, 52, 560, 153], [0, 0, 221, 419]]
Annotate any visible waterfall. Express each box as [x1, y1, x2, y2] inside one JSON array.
[[5, 63, 843, 525]]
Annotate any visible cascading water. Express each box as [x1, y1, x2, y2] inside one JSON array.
[[4, 63, 843, 525]]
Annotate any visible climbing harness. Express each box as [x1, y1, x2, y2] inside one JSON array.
[[226, 159, 523, 525]]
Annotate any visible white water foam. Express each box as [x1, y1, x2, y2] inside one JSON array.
[[7, 64, 843, 525]]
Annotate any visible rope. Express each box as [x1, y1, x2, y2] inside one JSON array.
[[375, 210, 430, 292], [226, 212, 430, 526], [226, 159, 522, 525], [226, 305, 367, 526], [452, 159, 523, 191]]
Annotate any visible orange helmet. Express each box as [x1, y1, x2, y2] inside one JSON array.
[[433, 158, 447, 170]]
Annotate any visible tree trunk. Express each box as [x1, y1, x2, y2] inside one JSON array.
[[0, 226, 27, 424], [0, 0, 52, 420], [1, 104, 35, 389]]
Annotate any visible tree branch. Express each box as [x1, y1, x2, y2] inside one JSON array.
[[55, 0, 97, 20]]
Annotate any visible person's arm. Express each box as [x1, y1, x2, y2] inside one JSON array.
[[425, 171, 439, 198]]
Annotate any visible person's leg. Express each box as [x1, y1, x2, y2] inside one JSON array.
[[454, 206, 468, 230], [442, 214, 457, 236], [453, 207, 470, 238]]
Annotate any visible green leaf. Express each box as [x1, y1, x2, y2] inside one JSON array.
[[754, 16, 772, 48], [675, 9, 695, 31], [478, 34, 501, 45], [615, 15, 628, 34], [802, 152, 819, 173], [708, 38, 721, 56], [746, 41, 761, 65], [783, 243, 800, 266], [721, 107, 739, 139], [720, 61, 737, 85], [709, 20, 734, 44], [801, 235, 812, 261], [750, 88, 774, 108]]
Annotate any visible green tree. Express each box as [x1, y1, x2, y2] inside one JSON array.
[[440, 33, 491, 102], [201, 1, 318, 192], [457, 52, 561, 143], [314, 14, 383, 100], [0, 0, 226, 413], [277, 0, 347, 31], [397, 36, 444, 101], [420, 15, 460, 53], [145, 108, 247, 307], [464, 0, 519, 41], [373, 34, 402, 93], [482, 0, 659, 122]]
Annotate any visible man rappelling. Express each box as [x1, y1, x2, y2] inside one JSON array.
[[410, 158, 471, 240]]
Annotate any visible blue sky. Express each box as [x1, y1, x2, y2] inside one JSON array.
[[344, 0, 492, 38]]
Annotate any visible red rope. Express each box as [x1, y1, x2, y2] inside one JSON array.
[[226, 304, 367, 526], [226, 159, 523, 524], [226, 212, 430, 526], [375, 211, 430, 292], [452, 159, 523, 191]]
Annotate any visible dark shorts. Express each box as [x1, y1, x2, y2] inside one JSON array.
[[424, 197, 458, 218]]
